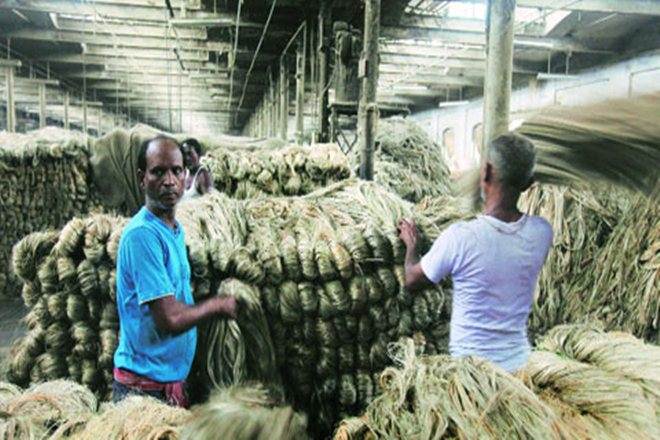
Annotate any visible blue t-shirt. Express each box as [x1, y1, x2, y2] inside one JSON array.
[[113, 207, 197, 382]]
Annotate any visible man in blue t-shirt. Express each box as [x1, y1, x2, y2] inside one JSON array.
[[113, 135, 236, 407]]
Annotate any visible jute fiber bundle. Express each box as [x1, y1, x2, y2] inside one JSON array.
[[67, 396, 189, 440], [179, 182, 465, 436], [0, 380, 97, 440], [7, 180, 464, 437], [7, 214, 126, 398], [0, 128, 103, 298], [333, 339, 567, 440], [337, 326, 660, 440], [523, 351, 659, 440], [201, 142, 351, 198], [180, 384, 307, 440], [537, 323, 660, 420], [521, 185, 659, 342], [349, 117, 452, 203], [518, 93, 660, 194]]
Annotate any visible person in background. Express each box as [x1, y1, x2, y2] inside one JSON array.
[[113, 135, 236, 407], [398, 133, 553, 373], [181, 138, 213, 199]]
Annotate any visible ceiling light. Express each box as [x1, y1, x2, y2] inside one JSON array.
[[438, 100, 469, 108]]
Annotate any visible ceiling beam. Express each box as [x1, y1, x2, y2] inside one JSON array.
[[81, 46, 208, 62], [92, 1, 200, 8], [380, 42, 485, 60], [398, 14, 485, 32], [0, 0, 172, 22], [38, 54, 207, 70], [168, 13, 262, 29], [382, 26, 608, 52], [56, 17, 206, 40], [517, 0, 660, 16], [0, 28, 228, 52], [379, 73, 483, 88], [380, 54, 486, 69]]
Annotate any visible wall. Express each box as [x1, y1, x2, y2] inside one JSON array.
[[410, 50, 660, 172]]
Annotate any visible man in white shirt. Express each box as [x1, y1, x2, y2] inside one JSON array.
[[398, 133, 553, 372]]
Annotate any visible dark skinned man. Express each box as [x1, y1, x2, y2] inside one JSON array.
[[398, 133, 553, 372], [112, 135, 236, 407]]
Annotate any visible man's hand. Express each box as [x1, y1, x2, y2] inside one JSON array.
[[211, 296, 238, 320], [398, 218, 419, 250], [397, 218, 432, 292]]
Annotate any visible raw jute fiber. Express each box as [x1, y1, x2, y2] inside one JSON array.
[[336, 326, 660, 440], [0, 128, 107, 298], [180, 384, 307, 440], [68, 395, 189, 440], [349, 117, 452, 203], [333, 338, 566, 440], [0, 379, 97, 440]]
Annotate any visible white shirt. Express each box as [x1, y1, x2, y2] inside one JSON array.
[[421, 214, 553, 372]]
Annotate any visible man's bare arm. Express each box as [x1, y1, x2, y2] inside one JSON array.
[[149, 295, 236, 334], [398, 219, 433, 292]]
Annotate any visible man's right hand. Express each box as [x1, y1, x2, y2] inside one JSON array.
[[212, 295, 238, 319]]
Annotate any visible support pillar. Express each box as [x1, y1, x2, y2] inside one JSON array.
[[63, 92, 70, 130], [38, 83, 46, 128], [482, 0, 516, 151], [295, 27, 306, 144], [315, 0, 331, 143], [358, 0, 380, 180], [279, 60, 288, 140], [270, 72, 277, 137], [6, 67, 16, 132], [83, 97, 88, 134]]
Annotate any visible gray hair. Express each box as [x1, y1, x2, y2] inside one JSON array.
[[487, 132, 536, 191]]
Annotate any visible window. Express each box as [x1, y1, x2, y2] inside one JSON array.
[[442, 127, 457, 170], [472, 123, 483, 165]]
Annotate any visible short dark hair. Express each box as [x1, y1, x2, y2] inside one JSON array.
[[181, 138, 203, 156], [137, 135, 182, 172]]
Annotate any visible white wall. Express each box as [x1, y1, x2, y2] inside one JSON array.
[[410, 51, 660, 172]]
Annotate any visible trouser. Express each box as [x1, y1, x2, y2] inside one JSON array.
[[112, 380, 168, 404]]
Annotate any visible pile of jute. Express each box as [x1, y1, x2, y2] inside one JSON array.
[[334, 324, 660, 440]]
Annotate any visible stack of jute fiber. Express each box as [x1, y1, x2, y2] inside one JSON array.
[[520, 184, 624, 338], [7, 179, 465, 437], [7, 214, 126, 399], [201, 142, 351, 198], [179, 180, 465, 436], [349, 117, 452, 203], [333, 324, 660, 440], [0, 379, 97, 439], [0, 128, 102, 298], [524, 324, 660, 439], [520, 184, 659, 343]]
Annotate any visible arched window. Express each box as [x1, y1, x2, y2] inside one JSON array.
[[442, 127, 457, 170], [472, 123, 483, 165]]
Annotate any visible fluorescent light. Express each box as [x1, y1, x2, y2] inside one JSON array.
[[536, 73, 579, 81], [439, 100, 469, 108]]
